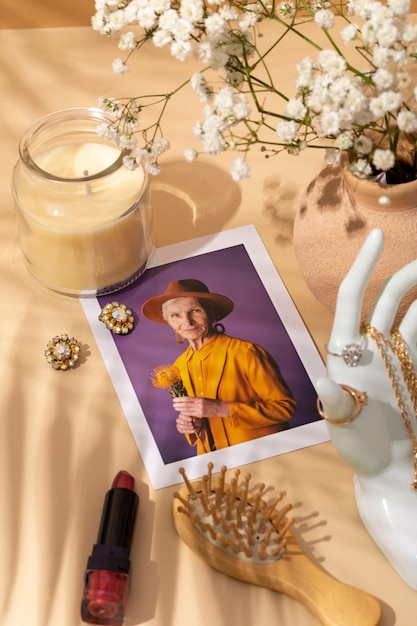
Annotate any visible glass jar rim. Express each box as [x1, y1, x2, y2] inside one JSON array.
[[19, 106, 130, 183]]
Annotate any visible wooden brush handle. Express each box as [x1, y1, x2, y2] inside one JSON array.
[[265, 551, 382, 626]]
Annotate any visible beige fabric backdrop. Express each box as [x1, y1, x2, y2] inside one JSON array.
[[1, 4, 416, 626]]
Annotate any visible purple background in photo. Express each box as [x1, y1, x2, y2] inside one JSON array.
[[98, 244, 320, 464]]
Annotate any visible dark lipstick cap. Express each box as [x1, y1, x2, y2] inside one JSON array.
[[86, 476, 139, 574]]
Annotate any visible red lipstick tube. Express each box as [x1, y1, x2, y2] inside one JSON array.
[[81, 471, 139, 625]]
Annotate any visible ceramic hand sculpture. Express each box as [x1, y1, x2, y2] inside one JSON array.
[[316, 228, 417, 590]]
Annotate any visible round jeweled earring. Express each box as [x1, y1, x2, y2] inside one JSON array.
[[44, 334, 80, 370], [99, 302, 135, 335]]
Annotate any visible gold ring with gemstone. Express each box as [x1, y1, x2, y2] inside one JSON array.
[[99, 302, 135, 335], [44, 334, 80, 370], [325, 337, 366, 367]]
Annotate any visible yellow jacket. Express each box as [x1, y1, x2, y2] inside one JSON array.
[[174, 333, 297, 454]]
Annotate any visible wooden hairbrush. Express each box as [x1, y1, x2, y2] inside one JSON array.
[[172, 464, 381, 626]]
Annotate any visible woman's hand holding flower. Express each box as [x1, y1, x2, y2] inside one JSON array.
[[172, 396, 231, 423]]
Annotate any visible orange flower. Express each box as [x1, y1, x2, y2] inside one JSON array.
[[151, 364, 181, 388], [150, 364, 188, 398]]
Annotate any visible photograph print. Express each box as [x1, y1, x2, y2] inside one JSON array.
[[83, 226, 327, 489]]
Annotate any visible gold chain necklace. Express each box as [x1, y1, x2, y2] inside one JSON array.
[[363, 324, 417, 490]]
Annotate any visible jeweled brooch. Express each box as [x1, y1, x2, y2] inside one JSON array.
[[44, 334, 80, 370], [99, 302, 135, 335]]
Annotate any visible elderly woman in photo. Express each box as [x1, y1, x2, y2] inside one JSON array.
[[142, 279, 297, 454]]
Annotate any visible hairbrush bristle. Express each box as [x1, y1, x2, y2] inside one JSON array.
[[175, 465, 294, 563]]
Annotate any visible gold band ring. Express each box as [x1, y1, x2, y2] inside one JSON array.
[[316, 384, 368, 425]]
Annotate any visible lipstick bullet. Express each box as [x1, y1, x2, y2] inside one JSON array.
[[81, 471, 139, 625]]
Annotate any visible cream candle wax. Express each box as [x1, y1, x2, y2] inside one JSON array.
[[13, 109, 154, 296]]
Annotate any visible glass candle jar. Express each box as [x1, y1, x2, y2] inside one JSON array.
[[12, 107, 154, 296]]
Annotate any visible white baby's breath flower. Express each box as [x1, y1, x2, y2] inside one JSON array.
[[377, 23, 399, 47], [108, 9, 128, 33], [277, 1, 296, 18], [151, 137, 170, 156], [285, 98, 307, 120], [232, 94, 251, 120], [118, 32, 136, 51], [295, 59, 314, 90], [98, 96, 121, 116], [311, 0, 332, 10], [230, 157, 251, 181], [204, 13, 226, 36], [370, 91, 402, 116], [158, 9, 179, 32], [372, 46, 391, 68], [350, 158, 373, 178], [192, 120, 204, 140], [152, 0, 173, 13], [152, 29, 172, 47], [317, 49, 347, 77], [112, 58, 129, 75], [97, 122, 118, 141], [329, 76, 353, 106], [219, 6, 240, 20], [380, 90, 403, 111], [315, 9, 334, 29], [390, 47, 409, 67], [172, 17, 193, 41], [91, 13, 107, 35], [214, 87, 234, 117], [122, 155, 138, 170], [134, 147, 151, 162], [319, 110, 341, 135], [191, 73, 213, 102], [336, 131, 354, 150], [397, 72, 411, 90], [387, 0, 409, 19], [354, 134, 374, 155], [180, 0, 204, 22], [184, 148, 198, 162], [397, 110, 417, 132], [170, 39, 192, 60], [290, 139, 307, 155], [202, 107, 224, 130], [361, 22, 378, 46], [325, 148, 341, 165], [372, 148, 395, 171], [341, 23, 358, 43], [145, 161, 161, 176], [194, 41, 214, 64], [210, 46, 229, 70], [124, 1, 140, 22], [124, 117, 141, 132], [117, 133, 137, 150], [373, 68, 394, 91], [276, 120, 298, 142], [402, 22, 417, 43], [238, 12, 258, 31], [201, 131, 226, 155], [137, 7, 158, 30]]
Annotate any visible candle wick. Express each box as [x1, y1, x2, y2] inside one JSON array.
[[83, 170, 92, 195]]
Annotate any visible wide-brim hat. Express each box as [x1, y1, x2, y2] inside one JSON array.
[[141, 279, 234, 324]]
